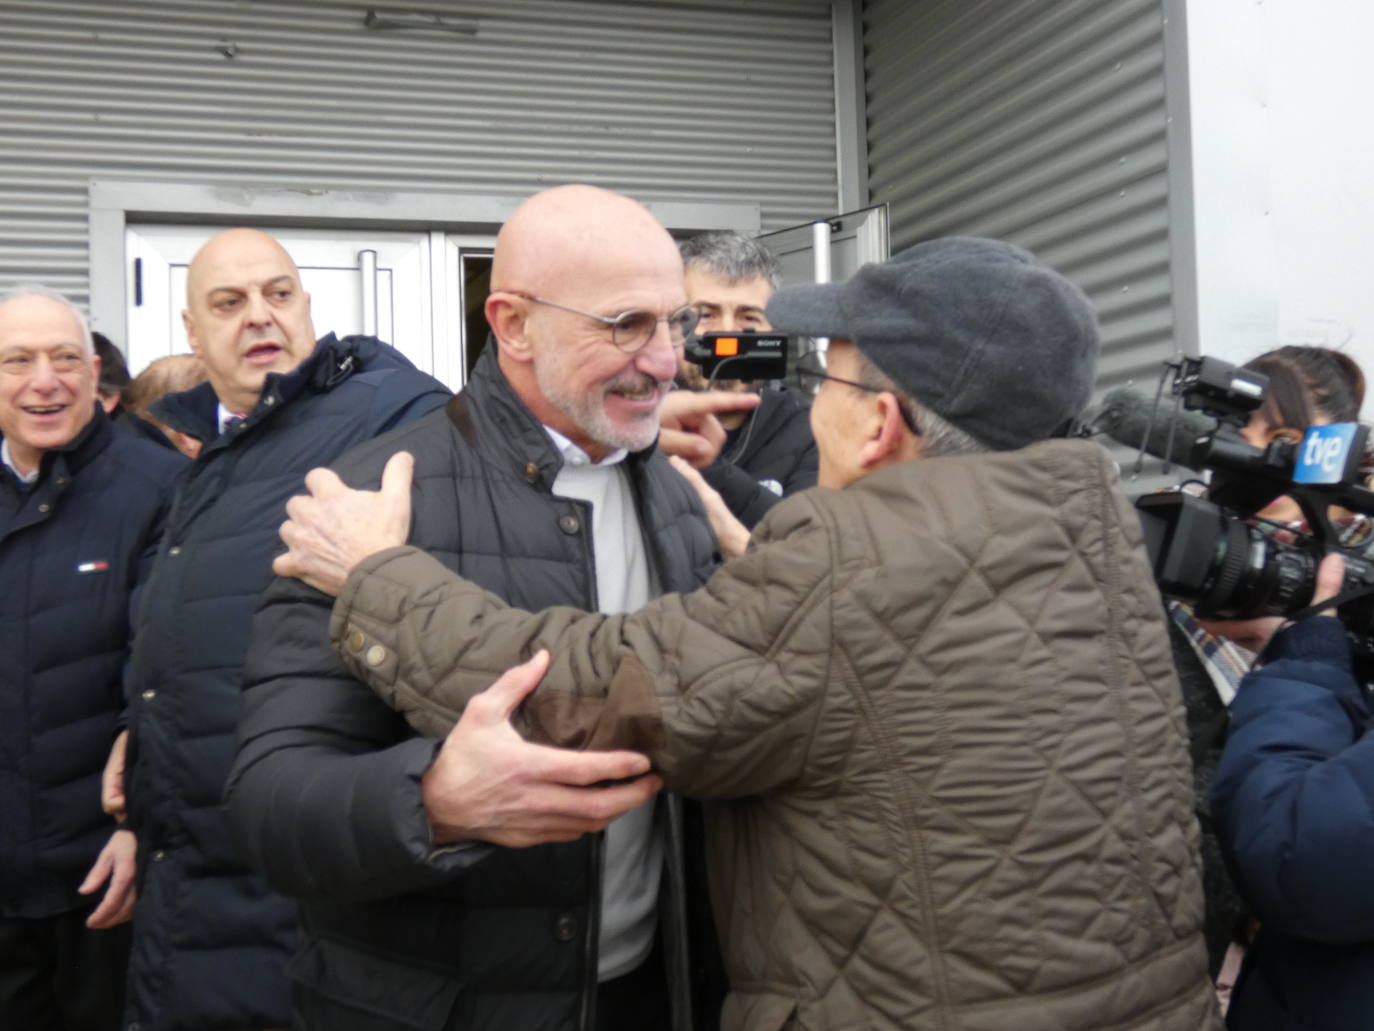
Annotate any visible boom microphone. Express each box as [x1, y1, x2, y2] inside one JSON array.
[[1093, 386, 1218, 470]]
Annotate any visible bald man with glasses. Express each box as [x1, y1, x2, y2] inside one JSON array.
[[226, 185, 722, 1031]]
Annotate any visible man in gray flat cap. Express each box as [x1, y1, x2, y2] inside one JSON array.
[[270, 238, 1222, 1030]]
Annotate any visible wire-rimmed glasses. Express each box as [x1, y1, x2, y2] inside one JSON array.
[[795, 349, 921, 435], [501, 291, 699, 353]]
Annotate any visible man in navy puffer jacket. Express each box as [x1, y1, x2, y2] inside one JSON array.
[[0, 286, 185, 1029], [1211, 553, 1374, 1029], [116, 229, 450, 1031]]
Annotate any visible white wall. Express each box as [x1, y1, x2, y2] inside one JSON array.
[[1268, 2, 1374, 367], [1179, 0, 1374, 409]]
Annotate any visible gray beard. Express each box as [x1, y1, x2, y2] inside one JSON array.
[[534, 362, 665, 454]]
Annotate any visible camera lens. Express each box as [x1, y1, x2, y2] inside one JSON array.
[[1197, 524, 1318, 619], [1257, 547, 1319, 614]]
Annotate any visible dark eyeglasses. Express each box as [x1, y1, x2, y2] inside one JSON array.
[[502, 291, 699, 353], [795, 349, 920, 435]]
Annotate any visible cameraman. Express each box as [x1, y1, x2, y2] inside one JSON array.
[[1167, 346, 1369, 995], [667, 231, 818, 528], [1210, 552, 1374, 1029], [1191, 345, 1367, 654]]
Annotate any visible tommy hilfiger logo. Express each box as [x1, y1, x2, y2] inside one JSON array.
[[76, 560, 110, 574]]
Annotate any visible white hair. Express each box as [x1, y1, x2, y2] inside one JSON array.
[[0, 284, 95, 356], [854, 351, 993, 457]]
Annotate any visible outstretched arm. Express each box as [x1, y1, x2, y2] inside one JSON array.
[[326, 506, 835, 799], [269, 447, 834, 797]]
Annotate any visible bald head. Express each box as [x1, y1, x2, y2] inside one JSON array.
[[186, 228, 299, 299], [492, 185, 682, 298], [485, 185, 687, 460], [182, 227, 316, 415]]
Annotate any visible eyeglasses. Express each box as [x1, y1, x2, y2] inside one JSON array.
[[795, 349, 920, 435], [502, 291, 699, 353]]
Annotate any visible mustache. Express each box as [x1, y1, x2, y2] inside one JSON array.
[[603, 371, 670, 395]]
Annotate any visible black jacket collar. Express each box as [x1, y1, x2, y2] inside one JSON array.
[[1, 402, 110, 486], [0, 404, 110, 523], [152, 333, 390, 444]]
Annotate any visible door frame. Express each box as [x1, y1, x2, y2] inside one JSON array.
[[88, 179, 761, 347]]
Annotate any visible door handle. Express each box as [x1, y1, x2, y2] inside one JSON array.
[[811, 222, 832, 352], [358, 249, 379, 337]]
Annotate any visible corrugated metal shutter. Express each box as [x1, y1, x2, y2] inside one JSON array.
[[0, 0, 839, 309], [864, 0, 1175, 394]]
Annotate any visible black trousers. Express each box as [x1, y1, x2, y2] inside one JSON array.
[[0, 903, 131, 1031], [596, 934, 671, 1031]]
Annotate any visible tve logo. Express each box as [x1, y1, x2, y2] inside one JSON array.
[[1293, 423, 1362, 485]]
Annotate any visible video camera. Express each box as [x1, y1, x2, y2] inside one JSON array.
[[682, 331, 789, 383], [1133, 356, 1374, 676]]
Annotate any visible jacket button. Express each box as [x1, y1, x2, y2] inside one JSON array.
[[347, 629, 365, 653], [264, 396, 276, 406], [152, 850, 166, 862], [141, 690, 156, 702], [55, 476, 67, 486], [558, 514, 580, 535], [365, 644, 387, 667], [38, 503, 51, 513], [168, 546, 181, 557], [554, 913, 578, 941], [524, 462, 540, 483]]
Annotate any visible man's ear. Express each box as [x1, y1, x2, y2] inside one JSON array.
[[89, 354, 103, 403], [182, 310, 203, 359], [485, 294, 533, 364], [856, 392, 919, 469]]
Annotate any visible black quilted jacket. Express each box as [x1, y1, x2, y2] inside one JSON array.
[[226, 347, 719, 1031], [701, 386, 817, 529]]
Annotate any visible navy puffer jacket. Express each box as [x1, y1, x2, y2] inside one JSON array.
[[122, 335, 448, 1031], [1211, 615, 1374, 1030], [0, 409, 185, 918]]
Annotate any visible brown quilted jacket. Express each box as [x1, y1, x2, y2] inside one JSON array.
[[332, 439, 1222, 1031]]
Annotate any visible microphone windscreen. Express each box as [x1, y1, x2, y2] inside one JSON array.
[[1094, 386, 1216, 469]]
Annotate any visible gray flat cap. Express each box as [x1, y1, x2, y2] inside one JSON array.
[[766, 237, 1101, 450]]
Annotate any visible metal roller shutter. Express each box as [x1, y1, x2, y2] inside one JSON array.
[[863, 0, 1176, 393], [0, 0, 840, 308]]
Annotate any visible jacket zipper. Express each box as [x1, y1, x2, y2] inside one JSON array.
[[572, 494, 604, 1031]]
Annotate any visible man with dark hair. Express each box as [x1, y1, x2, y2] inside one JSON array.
[[114, 228, 450, 1031], [0, 287, 184, 1030], [91, 331, 131, 417], [273, 237, 1222, 1030], [670, 230, 816, 528]]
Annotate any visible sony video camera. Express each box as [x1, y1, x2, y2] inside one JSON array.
[[1134, 356, 1374, 674], [682, 331, 789, 383]]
